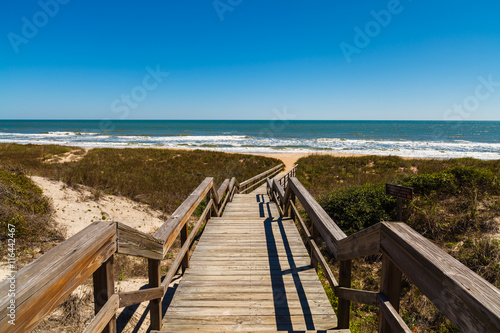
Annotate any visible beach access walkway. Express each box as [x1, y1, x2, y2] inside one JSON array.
[[2, 163, 499, 333], [159, 184, 345, 332]]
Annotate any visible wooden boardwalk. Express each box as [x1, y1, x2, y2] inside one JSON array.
[[159, 185, 344, 332]]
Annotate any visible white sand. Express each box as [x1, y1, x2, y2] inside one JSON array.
[[248, 152, 369, 173], [0, 177, 167, 281], [31, 176, 166, 238]]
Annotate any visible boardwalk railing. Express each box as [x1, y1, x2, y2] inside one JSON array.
[[268, 175, 500, 333], [278, 163, 297, 189], [0, 164, 282, 333]]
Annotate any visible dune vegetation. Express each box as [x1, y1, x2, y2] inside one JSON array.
[[296, 154, 500, 332], [0, 143, 281, 267]]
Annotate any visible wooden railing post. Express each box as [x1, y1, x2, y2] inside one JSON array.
[[289, 192, 296, 220], [311, 223, 319, 268], [206, 191, 214, 217], [379, 254, 402, 333], [148, 259, 162, 331], [338, 259, 352, 329], [181, 223, 189, 273], [93, 255, 116, 333]]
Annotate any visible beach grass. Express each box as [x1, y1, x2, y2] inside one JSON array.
[[0, 143, 281, 213]]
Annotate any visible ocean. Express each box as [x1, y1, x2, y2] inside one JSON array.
[[0, 120, 499, 160]]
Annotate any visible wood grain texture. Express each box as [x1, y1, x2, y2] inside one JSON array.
[[83, 294, 119, 333], [289, 177, 347, 256], [148, 259, 162, 331], [377, 293, 411, 333], [118, 287, 164, 308], [161, 190, 338, 331], [381, 222, 500, 332], [154, 177, 212, 255], [239, 164, 283, 188], [379, 254, 402, 333], [0, 222, 116, 333], [116, 222, 163, 259], [337, 223, 381, 261], [335, 287, 378, 307], [93, 255, 116, 333]]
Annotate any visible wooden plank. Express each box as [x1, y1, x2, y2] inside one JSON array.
[[171, 290, 329, 301], [216, 178, 230, 203], [118, 286, 164, 308], [380, 222, 500, 332], [154, 177, 212, 255], [0, 222, 116, 332], [165, 306, 334, 316], [377, 293, 411, 333], [83, 294, 119, 333], [161, 314, 336, 330], [148, 259, 162, 331], [161, 189, 338, 332], [337, 223, 381, 260], [337, 260, 352, 329], [116, 222, 163, 259], [289, 178, 347, 256], [180, 222, 189, 272], [160, 199, 213, 290], [240, 164, 283, 188], [93, 255, 116, 333], [168, 299, 332, 308], [379, 254, 402, 333], [335, 287, 378, 307]]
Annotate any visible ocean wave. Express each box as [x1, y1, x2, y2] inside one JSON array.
[[1, 133, 500, 160]]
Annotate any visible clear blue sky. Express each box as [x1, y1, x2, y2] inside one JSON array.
[[1, 0, 499, 120]]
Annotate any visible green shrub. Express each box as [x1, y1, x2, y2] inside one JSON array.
[[402, 172, 456, 196], [319, 183, 397, 235], [0, 169, 62, 245]]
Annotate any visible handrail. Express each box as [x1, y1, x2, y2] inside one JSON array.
[[278, 164, 297, 189], [268, 176, 500, 333], [239, 163, 283, 193], [0, 163, 282, 333]]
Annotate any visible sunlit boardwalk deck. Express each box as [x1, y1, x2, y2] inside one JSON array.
[[158, 185, 344, 332]]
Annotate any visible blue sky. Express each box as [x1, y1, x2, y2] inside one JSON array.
[[0, 0, 499, 120]]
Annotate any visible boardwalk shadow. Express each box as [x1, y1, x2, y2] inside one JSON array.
[[116, 275, 181, 333], [263, 201, 315, 331]]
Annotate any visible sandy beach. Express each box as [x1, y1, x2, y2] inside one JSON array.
[[247, 152, 370, 172]]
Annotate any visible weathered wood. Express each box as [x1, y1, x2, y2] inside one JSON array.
[[116, 222, 163, 259], [273, 178, 285, 205], [337, 260, 352, 329], [154, 177, 212, 255], [181, 223, 189, 273], [83, 294, 119, 333], [118, 287, 164, 308], [162, 191, 337, 331], [377, 293, 411, 333], [272, 191, 284, 217], [0, 222, 116, 333], [289, 177, 347, 256], [335, 287, 378, 307], [239, 164, 283, 188], [381, 222, 500, 332], [266, 177, 273, 198], [291, 200, 338, 288], [161, 199, 213, 290], [148, 259, 162, 331], [379, 254, 403, 333], [93, 255, 116, 333], [217, 178, 230, 203], [311, 239, 339, 288], [337, 223, 381, 261]]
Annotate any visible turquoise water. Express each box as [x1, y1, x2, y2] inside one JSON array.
[[0, 120, 499, 159]]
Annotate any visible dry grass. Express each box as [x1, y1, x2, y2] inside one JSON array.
[[0, 143, 282, 332]]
